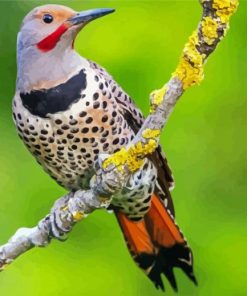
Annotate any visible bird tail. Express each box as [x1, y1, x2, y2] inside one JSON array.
[[114, 194, 197, 291]]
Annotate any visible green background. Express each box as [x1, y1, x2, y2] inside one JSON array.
[[0, 0, 246, 295]]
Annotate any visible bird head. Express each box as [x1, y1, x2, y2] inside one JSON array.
[[18, 4, 115, 53], [16, 4, 114, 91]]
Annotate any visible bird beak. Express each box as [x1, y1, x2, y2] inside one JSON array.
[[67, 8, 115, 26]]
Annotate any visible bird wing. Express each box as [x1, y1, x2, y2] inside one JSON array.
[[88, 60, 175, 217]]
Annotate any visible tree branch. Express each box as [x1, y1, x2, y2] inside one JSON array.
[[0, 0, 239, 271]]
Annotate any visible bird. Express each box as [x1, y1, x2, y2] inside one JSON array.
[[13, 4, 197, 291]]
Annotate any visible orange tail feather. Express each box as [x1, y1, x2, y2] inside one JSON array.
[[115, 194, 197, 291]]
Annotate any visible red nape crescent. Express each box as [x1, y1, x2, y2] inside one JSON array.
[[37, 24, 69, 52]]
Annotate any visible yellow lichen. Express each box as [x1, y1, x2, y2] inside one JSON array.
[[173, 0, 238, 90], [61, 206, 68, 212], [103, 139, 158, 173], [150, 86, 167, 112], [142, 129, 160, 139], [0, 263, 9, 270], [213, 0, 239, 23], [72, 211, 84, 222], [102, 148, 129, 173], [173, 31, 205, 89], [202, 16, 219, 45]]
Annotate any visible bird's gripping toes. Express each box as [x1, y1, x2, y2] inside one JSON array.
[[13, 4, 197, 291]]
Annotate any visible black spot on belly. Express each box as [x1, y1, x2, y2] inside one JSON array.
[[130, 217, 142, 222], [74, 137, 80, 143], [20, 69, 87, 118], [85, 117, 93, 124], [92, 126, 98, 133], [112, 138, 119, 145]]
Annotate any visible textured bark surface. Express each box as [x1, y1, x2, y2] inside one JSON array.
[[0, 0, 239, 271]]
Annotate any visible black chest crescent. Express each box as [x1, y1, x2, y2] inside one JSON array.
[[20, 69, 87, 118]]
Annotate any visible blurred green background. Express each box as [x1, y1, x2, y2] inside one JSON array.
[[0, 0, 246, 295]]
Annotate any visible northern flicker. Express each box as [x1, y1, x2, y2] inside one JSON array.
[[13, 4, 197, 291]]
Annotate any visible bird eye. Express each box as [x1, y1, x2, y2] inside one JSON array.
[[43, 14, 54, 24]]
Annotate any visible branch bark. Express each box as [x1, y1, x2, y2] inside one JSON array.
[[0, 0, 239, 271]]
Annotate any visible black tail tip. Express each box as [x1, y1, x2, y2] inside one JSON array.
[[148, 245, 197, 292]]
